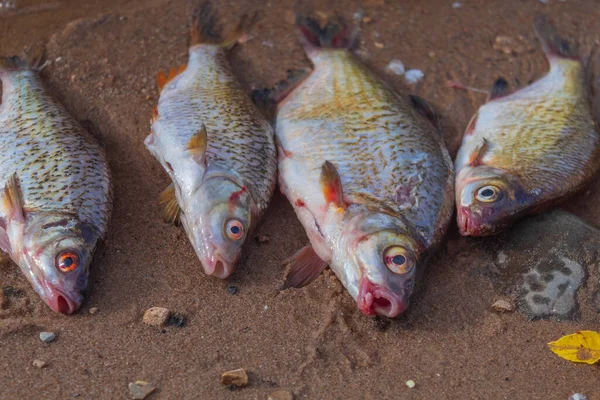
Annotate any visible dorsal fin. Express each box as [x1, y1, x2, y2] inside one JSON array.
[[158, 183, 181, 225], [187, 124, 208, 165], [410, 94, 441, 132], [156, 64, 187, 93], [320, 161, 345, 208], [489, 78, 510, 101], [468, 138, 489, 167]]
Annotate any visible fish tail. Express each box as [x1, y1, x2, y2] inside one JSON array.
[[296, 15, 359, 52], [0, 43, 45, 72], [534, 15, 578, 60], [190, 2, 258, 48]]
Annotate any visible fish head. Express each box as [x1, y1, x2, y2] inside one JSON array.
[[18, 213, 98, 314], [456, 166, 529, 236], [337, 211, 421, 318], [183, 177, 252, 278]]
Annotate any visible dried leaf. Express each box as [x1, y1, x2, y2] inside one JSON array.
[[547, 331, 600, 364]]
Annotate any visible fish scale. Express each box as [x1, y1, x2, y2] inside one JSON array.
[[0, 71, 111, 234]]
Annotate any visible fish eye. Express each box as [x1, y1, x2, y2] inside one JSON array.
[[383, 246, 414, 275], [56, 251, 80, 273], [225, 219, 245, 240], [476, 185, 501, 203]]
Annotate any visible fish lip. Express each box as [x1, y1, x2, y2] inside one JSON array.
[[200, 251, 236, 279], [356, 278, 406, 318], [457, 207, 471, 236], [42, 282, 82, 315]]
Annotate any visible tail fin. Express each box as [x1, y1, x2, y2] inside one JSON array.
[[0, 43, 45, 72], [534, 15, 578, 59], [190, 2, 258, 48], [296, 15, 359, 51]]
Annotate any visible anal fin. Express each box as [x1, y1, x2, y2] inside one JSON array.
[[159, 183, 181, 224], [410, 94, 441, 132], [281, 244, 328, 290], [251, 68, 312, 121]]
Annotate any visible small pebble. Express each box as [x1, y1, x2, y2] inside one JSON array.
[[491, 298, 515, 313], [32, 359, 47, 368], [39, 332, 56, 343], [227, 285, 239, 295], [406, 380, 416, 389], [264, 305, 269, 311], [89, 307, 99, 315], [374, 42, 384, 49], [362, 16, 372, 23], [128, 381, 156, 400], [268, 390, 294, 400], [221, 368, 248, 387], [143, 307, 171, 327], [386, 60, 405, 75], [569, 394, 587, 400], [452, 2, 462, 8], [55, 56, 63, 63], [262, 40, 274, 48], [404, 69, 424, 84], [492, 35, 532, 55]]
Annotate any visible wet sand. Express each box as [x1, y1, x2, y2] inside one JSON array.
[[1, 0, 600, 399]]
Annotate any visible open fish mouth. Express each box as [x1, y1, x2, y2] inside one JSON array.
[[357, 278, 406, 318], [42, 282, 82, 315]]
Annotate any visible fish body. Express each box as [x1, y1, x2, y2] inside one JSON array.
[[275, 18, 454, 317], [455, 16, 600, 236], [0, 51, 112, 314], [145, 6, 276, 278]]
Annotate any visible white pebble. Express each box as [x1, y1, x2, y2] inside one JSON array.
[[452, 2, 462, 8], [264, 305, 269, 310], [406, 380, 416, 388], [569, 394, 587, 400], [262, 40, 274, 48], [386, 60, 405, 75], [39, 332, 56, 343], [404, 69, 424, 84]]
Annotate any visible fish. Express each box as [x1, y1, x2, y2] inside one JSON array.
[[454, 15, 600, 236], [271, 17, 455, 318], [0, 46, 112, 314], [145, 4, 277, 279]]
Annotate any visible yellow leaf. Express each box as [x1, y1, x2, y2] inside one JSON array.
[[547, 330, 600, 365]]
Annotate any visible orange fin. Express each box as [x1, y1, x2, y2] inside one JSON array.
[[2, 174, 25, 223], [190, 3, 259, 49], [156, 64, 186, 92], [468, 138, 489, 167], [187, 124, 208, 164], [281, 245, 328, 290], [159, 183, 180, 224], [320, 161, 345, 208], [151, 106, 159, 123]]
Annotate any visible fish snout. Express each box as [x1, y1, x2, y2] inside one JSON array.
[[44, 284, 83, 314], [200, 254, 235, 279], [458, 207, 481, 236], [357, 278, 407, 318]]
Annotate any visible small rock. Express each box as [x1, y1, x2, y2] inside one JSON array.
[[143, 307, 171, 327], [32, 359, 47, 368], [227, 285, 239, 295], [362, 16, 372, 23], [89, 307, 99, 315], [55, 56, 63, 63], [406, 380, 416, 388], [569, 394, 587, 400], [374, 42, 384, 49], [262, 40, 274, 48], [128, 381, 156, 400], [404, 69, 424, 84], [386, 59, 405, 75], [492, 298, 515, 313], [221, 368, 248, 387], [268, 390, 293, 400], [39, 332, 56, 343], [167, 312, 186, 327], [493, 35, 533, 55], [452, 2, 462, 8]]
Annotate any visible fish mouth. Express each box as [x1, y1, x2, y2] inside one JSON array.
[[42, 283, 83, 315], [200, 253, 236, 279], [458, 207, 482, 236], [357, 278, 407, 318]]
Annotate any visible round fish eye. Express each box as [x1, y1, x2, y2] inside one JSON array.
[[56, 251, 80, 273], [476, 185, 501, 203], [383, 246, 415, 275], [225, 219, 245, 240]]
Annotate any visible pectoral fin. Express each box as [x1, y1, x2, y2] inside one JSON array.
[[468, 138, 489, 167], [281, 244, 328, 290], [187, 124, 208, 165], [2, 174, 25, 224], [159, 183, 181, 224], [320, 161, 345, 209]]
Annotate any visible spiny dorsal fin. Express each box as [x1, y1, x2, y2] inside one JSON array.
[[410, 94, 441, 132], [281, 244, 328, 290], [2, 174, 25, 224], [534, 14, 578, 59], [156, 64, 187, 92], [320, 161, 345, 208], [468, 138, 489, 167], [158, 183, 181, 224], [489, 78, 510, 101], [187, 124, 208, 164]]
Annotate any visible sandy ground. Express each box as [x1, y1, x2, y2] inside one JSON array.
[[1, 0, 600, 399]]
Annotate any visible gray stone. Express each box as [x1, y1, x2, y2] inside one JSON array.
[[39, 332, 56, 343]]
